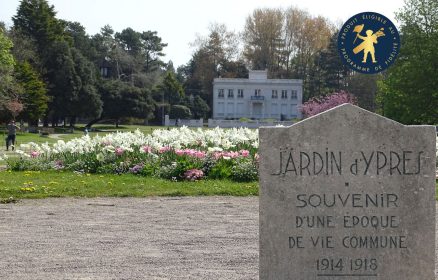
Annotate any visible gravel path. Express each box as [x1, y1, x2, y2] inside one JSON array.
[[0, 197, 258, 280], [0, 197, 436, 279]]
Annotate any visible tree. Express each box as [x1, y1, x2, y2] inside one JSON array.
[[180, 23, 244, 116], [44, 40, 80, 125], [64, 21, 96, 61], [14, 61, 48, 125], [169, 105, 191, 119], [314, 32, 351, 95], [0, 27, 22, 120], [346, 74, 379, 111], [157, 71, 184, 106], [377, 0, 438, 124], [192, 95, 210, 119], [13, 0, 67, 55], [140, 30, 167, 72], [69, 48, 103, 126], [243, 8, 284, 73], [100, 80, 155, 127], [0, 27, 16, 99]]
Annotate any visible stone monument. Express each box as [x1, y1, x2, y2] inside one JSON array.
[[259, 104, 436, 279]]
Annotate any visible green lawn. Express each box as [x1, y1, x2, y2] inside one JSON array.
[[0, 171, 258, 201], [0, 170, 436, 202]]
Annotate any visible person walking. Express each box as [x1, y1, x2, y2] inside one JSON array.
[[6, 120, 19, 151]]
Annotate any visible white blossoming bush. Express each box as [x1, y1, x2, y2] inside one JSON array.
[[6, 127, 259, 182]]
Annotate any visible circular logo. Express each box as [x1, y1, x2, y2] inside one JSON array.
[[338, 12, 400, 74]]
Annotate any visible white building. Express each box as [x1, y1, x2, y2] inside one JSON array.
[[212, 70, 303, 120]]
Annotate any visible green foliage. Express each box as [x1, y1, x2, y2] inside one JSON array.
[[377, 0, 438, 124], [0, 29, 15, 70], [191, 95, 210, 119], [346, 74, 379, 111], [14, 61, 48, 124], [13, 0, 68, 54], [182, 95, 210, 119], [169, 105, 192, 119], [45, 40, 80, 119], [231, 158, 258, 182], [70, 48, 102, 119], [100, 79, 155, 121], [0, 29, 17, 100], [208, 159, 233, 179], [309, 33, 351, 99], [158, 71, 185, 105]]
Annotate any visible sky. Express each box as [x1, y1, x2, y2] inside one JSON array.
[[0, 0, 406, 67]]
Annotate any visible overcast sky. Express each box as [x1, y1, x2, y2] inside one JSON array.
[[0, 0, 405, 67]]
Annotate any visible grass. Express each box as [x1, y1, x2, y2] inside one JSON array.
[[0, 170, 436, 202], [0, 171, 258, 201]]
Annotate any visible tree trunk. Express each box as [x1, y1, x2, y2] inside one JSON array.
[[69, 116, 76, 127], [85, 117, 103, 129]]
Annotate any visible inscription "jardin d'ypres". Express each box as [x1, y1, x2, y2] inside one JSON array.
[[271, 148, 424, 176]]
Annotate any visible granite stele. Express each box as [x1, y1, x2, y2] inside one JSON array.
[[259, 104, 436, 280]]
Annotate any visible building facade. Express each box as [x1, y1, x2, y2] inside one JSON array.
[[212, 70, 303, 120]]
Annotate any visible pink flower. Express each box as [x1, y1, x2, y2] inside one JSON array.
[[184, 169, 204, 181], [159, 146, 172, 153], [175, 149, 185, 156], [194, 151, 206, 159], [240, 150, 250, 157], [300, 91, 357, 117], [30, 151, 39, 158], [115, 147, 124, 156], [213, 152, 222, 160], [142, 146, 152, 153]]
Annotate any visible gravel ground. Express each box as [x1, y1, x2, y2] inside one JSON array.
[[0, 197, 258, 280], [0, 197, 436, 279]]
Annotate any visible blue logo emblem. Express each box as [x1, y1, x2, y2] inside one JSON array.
[[338, 12, 400, 74]]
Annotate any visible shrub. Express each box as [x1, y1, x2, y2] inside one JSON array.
[[170, 105, 192, 119], [231, 158, 258, 182]]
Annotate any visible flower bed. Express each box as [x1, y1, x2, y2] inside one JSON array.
[[5, 127, 259, 182]]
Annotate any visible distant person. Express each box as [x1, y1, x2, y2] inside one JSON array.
[[84, 127, 89, 136], [6, 120, 20, 151]]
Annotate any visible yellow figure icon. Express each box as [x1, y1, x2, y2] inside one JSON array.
[[352, 25, 385, 63]]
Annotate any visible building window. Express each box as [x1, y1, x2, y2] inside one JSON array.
[[237, 89, 244, 98], [255, 89, 261, 96], [281, 90, 288, 99], [218, 89, 224, 98], [272, 90, 278, 99], [291, 90, 297, 99], [228, 89, 234, 98]]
